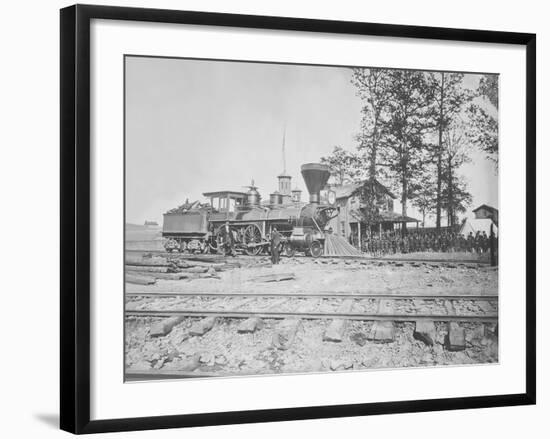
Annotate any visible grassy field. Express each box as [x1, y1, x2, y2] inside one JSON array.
[[126, 224, 164, 251]]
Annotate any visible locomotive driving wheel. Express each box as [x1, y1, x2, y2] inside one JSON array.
[[243, 224, 262, 256], [309, 240, 323, 258]]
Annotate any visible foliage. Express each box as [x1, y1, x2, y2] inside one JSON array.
[[351, 68, 392, 178], [320, 146, 364, 185], [375, 70, 435, 219], [426, 71, 474, 229], [478, 74, 499, 109], [442, 123, 473, 225], [466, 103, 499, 165]]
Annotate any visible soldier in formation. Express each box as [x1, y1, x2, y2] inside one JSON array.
[[361, 228, 492, 256]]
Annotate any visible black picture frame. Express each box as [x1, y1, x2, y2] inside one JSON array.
[[60, 4, 536, 434]]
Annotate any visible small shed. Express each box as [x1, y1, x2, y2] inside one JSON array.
[[459, 218, 498, 237], [473, 204, 499, 225]]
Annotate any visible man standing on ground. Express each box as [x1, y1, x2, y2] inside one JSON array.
[[270, 226, 281, 264], [219, 221, 235, 256]]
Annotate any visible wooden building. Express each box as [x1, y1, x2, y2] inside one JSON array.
[[473, 204, 499, 225], [326, 178, 419, 243]]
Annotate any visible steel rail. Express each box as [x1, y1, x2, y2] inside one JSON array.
[[125, 309, 498, 323], [126, 291, 499, 301], [125, 249, 490, 265]]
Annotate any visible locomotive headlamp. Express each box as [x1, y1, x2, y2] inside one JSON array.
[[327, 190, 336, 205]]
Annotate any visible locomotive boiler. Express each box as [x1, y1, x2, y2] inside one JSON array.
[[162, 163, 338, 257]]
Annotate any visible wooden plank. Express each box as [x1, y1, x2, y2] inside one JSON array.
[[445, 322, 466, 351], [126, 274, 156, 285], [126, 265, 170, 273], [250, 273, 295, 283], [125, 255, 169, 266], [368, 299, 395, 342], [368, 321, 395, 342], [149, 316, 184, 337], [237, 317, 263, 333], [323, 299, 354, 342], [188, 316, 217, 336]]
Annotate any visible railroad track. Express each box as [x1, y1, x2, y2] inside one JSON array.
[[125, 292, 498, 323], [126, 291, 497, 301], [125, 248, 490, 266]]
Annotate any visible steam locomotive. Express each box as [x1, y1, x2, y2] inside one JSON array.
[[162, 163, 338, 257]]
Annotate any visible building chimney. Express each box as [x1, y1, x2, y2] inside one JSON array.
[[291, 187, 302, 203]]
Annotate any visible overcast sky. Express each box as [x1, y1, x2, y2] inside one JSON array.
[[125, 56, 498, 226]]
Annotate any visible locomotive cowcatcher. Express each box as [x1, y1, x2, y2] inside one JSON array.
[[162, 163, 338, 257]]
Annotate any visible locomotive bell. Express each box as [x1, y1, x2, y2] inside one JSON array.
[[301, 163, 330, 204]]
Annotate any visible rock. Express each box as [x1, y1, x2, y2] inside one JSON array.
[[421, 353, 434, 364], [215, 355, 227, 365], [128, 360, 151, 371], [189, 317, 217, 336], [466, 324, 486, 344], [172, 332, 189, 345], [153, 358, 165, 369], [180, 354, 201, 372], [445, 322, 466, 351], [330, 359, 353, 371], [272, 319, 301, 350], [237, 317, 263, 334], [350, 332, 368, 347], [165, 350, 180, 362], [413, 320, 436, 346], [199, 353, 213, 364]]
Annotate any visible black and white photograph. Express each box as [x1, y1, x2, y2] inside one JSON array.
[[124, 56, 500, 380]]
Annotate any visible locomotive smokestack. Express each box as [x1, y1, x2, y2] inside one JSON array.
[[301, 163, 330, 204]]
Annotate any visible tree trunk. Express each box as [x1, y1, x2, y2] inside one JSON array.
[[401, 174, 408, 236], [369, 114, 379, 179], [447, 154, 454, 227], [435, 72, 445, 231]]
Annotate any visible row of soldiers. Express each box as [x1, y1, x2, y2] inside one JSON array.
[[353, 230, 495, 256]]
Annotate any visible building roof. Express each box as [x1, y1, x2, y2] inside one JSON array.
[[278, 172, 292, 178], [350, 209, 419, 224], [459, 218, 498, 237], [473, 204, 498, 214], [333, 178, 396, 200]]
